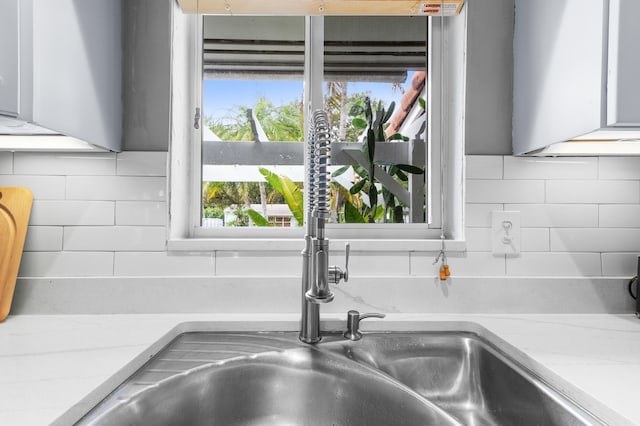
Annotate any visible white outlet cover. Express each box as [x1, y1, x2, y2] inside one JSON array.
[[491, 211, 520, 256]]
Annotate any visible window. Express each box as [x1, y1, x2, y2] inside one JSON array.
[[200, 16, 305, 231], [168, 7, 466, 251]]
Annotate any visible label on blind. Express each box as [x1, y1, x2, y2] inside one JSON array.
[[420, 1, 464, 16]]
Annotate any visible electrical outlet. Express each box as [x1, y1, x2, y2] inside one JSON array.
[[491, 211, 520, 256]]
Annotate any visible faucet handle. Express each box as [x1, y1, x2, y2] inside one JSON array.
[[344, 309, 385, 341], [329, 242, 350, 285]]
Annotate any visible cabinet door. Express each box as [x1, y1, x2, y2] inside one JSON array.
[[0, 0, 19, 116], [31, 0, 122, 151], [607, 0, 640, 126], [513, 0, 606, 155]]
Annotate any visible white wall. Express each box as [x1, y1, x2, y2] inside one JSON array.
[[1, 151, 637, 314]]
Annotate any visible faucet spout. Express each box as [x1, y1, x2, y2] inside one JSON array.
[[305, 204, 334, 304], [305, 238, 334, 303]]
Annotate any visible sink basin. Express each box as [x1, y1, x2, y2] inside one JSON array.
[[73, 328, 606, 426], [335, 333, 602, 426], [85, 348, 458, 426]]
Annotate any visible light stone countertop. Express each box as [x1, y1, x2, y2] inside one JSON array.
[[0, 313, 639, 425]]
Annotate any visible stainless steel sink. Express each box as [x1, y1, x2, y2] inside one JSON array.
[[74, 329, 607, 426], [331, 333, 603, 426]]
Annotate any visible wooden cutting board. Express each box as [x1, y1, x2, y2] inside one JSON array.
[[0, 187, 33, 322]]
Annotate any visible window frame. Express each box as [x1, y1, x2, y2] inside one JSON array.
[[167, 7, 467, 252]]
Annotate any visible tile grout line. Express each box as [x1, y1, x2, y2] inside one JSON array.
[[504, 253, 508, 276]]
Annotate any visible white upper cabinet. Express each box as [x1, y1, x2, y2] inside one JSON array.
[[0, 0, 122, 152], [513, 0, 640, 155], [0, 0, 19, 116], [607, 0, 640, 127]]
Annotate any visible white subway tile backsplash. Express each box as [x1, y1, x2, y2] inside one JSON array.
[[601, 253, 640, 277], [0, 152, 13, 174], [599, 205, 640, 228], [410, 252, 506, 277], [465, 156, 502, 179], [599, 157, 640, 180], [23, 227, 63, 251], [13, 276, 630, 315], [505, 204, 599, 228], [11, 276, 302, 314], [66, 176, 166, 201], [4, 153, 640, 301], [336, 252, 409, 276], [521, 228, 550, 252], [114, 227, 166, 251], [506, 253, 602, 276], [448, 252, 507, 277], [217, 251, 408, 277], [409, 252, 437, 276], [13, 152, 116, 175], [0, 175, 65, 199], [504, 157, 597, 180], [466, 180, 545, 204], [18, 252, 114, 277], [114, 252, 214, 276], [465, 204, 503, 227], [115, 201, 166, 226], [216, 251, 300, 276], [64, 226, 166, 251], [551, 229, 640, 252], [30, 201, 115, 226], [116, 152, 167, 176], [465, 228, 492, 252], [546, 180, 640, 204], [64, 227, 116, 251]]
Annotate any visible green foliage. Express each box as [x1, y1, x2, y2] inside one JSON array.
[[341, 96, 425, 224], [324, 84, 382, 142], [344, 200, 365, 223], [351, 118, 368, 130], [259, 168, 304, 225], [202, 181, 284, 209], [207, 97, 304, 142], [201, 180, 285, 227], [349, 179, 367, 195], [331, 165, 350, 178], [247, 209, 272, 227], [226, 206, 251, 227], [203, 206, 224, 219], [387, 133, 410, 142], [396, 164, 425, 175], [202, 84, 426, 226]]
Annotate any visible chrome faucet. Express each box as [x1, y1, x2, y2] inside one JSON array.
[[300, 110, 349, 344]]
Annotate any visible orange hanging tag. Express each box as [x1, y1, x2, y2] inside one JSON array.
[[439, 267, 447, 281]]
